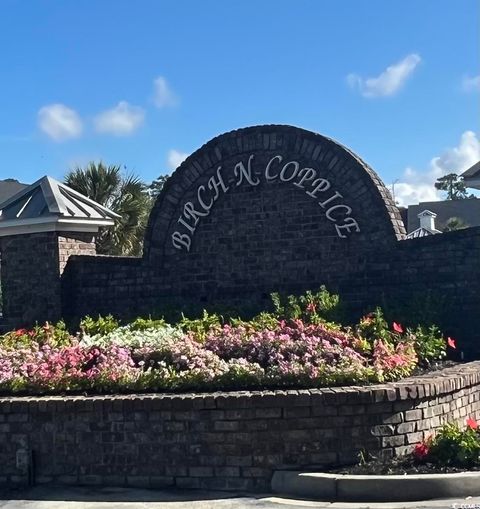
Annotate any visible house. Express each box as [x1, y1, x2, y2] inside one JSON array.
[[461, 160, 480, 190], [404, 199, 480, 234]]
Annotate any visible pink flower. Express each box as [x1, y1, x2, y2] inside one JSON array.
[[306, 303, 316, 313], [447, 337, 456, 349], [392, 322, 403, 334], [467, 417, 478, 430]]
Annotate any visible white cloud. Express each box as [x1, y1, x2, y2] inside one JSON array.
[[94, 101, 145, 136], [167, 149, 189, 170], [462, 75, 480, 92], [38, 104, 83, 141], [153, 76, 177, 108], [392, 131, 480, 207], [347, 53, 421, 98]]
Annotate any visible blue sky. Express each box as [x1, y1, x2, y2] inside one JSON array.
[[0, 0, 478, 205]]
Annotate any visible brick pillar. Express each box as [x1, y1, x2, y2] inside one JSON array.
[[0, 231, 96, 329]]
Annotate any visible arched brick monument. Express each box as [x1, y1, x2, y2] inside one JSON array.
[[143, 125, 405, 298]]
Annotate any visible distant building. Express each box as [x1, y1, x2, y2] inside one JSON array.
[[404, 199, 480, 234], [0, 178, 28, 206], [461, 160, 480, 190], [406, 210, 442, 239]]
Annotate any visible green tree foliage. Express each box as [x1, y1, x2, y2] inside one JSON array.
[[149, 174, 170, 198], [444, 216, 469, 232], [434, 173, 470, 200], [65, 162, 151, 256]]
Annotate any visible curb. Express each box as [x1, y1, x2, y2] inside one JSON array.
[[271, 470, 480, 502]]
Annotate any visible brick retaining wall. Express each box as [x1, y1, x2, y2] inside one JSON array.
[[1, 362, 479, 491]]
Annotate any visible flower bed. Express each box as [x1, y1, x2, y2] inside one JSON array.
[[0, 288, 457, 395], [328, 418, 480, 476]]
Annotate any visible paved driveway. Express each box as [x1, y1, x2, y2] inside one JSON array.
[[0, 487, 479, 509]]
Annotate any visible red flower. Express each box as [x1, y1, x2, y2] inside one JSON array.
[[14, 329, 27, 336], [447, 337, 456, 349], [306, 302, 316, 313], [467, 417, 478, 430], [413, 442, 429, 460], [392, 322, 404, 334]]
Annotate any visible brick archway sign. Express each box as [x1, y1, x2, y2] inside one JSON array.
[[144, 125, 405, 297]]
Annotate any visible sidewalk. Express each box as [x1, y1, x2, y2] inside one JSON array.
[[1, 486, 480, 509]]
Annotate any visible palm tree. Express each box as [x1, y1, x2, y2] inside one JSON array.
[[65, 162, 152, 256]]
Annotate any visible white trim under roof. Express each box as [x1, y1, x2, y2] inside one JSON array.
[[0, 217, 114, 237]]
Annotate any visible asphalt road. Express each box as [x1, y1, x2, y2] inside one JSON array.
[[1, 487, 480, 509]]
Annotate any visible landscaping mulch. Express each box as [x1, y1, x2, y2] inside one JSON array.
[[327, 455, 480, 476]]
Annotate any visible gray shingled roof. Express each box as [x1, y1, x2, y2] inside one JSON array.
[[461, 161, 480, 179], [0, 176, 120, 223]]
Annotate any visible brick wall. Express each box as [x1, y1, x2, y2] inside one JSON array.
[[60, 125, 480, 353], [61, 255, 148, 322], [62, 225, 480, 353], [58, 233, 95, 274], [1, 362, 479, 490], [336, 226, 480, 351]]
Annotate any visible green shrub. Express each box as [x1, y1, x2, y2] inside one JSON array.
[[414, 419, 480, 467], [356, 308, 447, 366], [230, 311, 278, 331], [430, 422, 480, 466], [271, 286, 341, 324], [356, 307, 392, 347], [409, 325, 446, 366], [129, 317, 167, 331], [178, 310, 223, 341], [80, 314, 119, 336], [0, 320, 71, 348]]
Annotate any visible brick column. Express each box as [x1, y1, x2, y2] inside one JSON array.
[[0, 231, 96, 329]]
